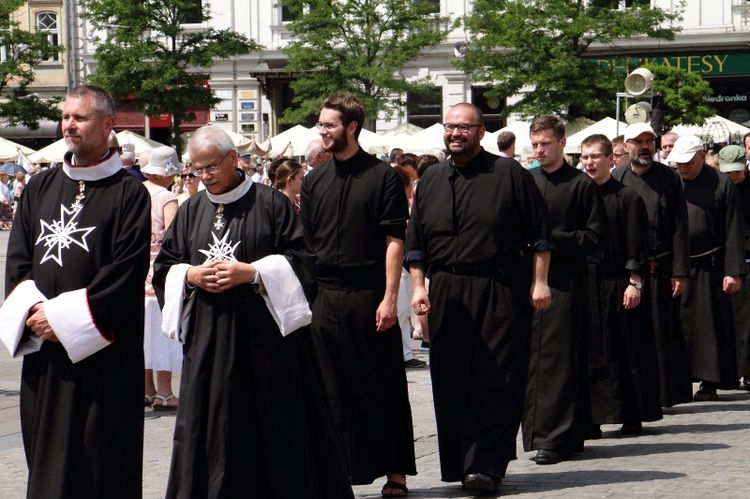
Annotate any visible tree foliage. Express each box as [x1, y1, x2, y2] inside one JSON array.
[[0, 0, 64, 129], [80, 0, 261, 153], [646, 64, 715, 131], [281, 0, 454, 129], [459, 0, 683, 120]]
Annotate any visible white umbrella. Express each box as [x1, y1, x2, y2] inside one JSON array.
[[116, 130, 166, 155], [480, 121, 533, 155], [670, 115, 750, 145], [564, 117, 629, 154], [28, 137, 68, 164], [358, 129, 392, 155], [391, 123, 446, 154], [267, 125, 320, 158], [564, 117, 596, 137], [0, 136, 36, 163], [381, 123, 424, 136]]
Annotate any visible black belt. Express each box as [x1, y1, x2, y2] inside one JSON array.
[[433, 254, 526, 277]]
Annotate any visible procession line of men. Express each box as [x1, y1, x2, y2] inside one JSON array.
[[2, 84, 749, 499]]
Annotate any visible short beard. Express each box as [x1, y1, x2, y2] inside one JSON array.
[[324, 134, 348, 154], [630, 151, 653, 169]]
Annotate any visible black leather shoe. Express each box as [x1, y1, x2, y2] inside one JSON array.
[[463, 473, 500, 494], [534, 449, 561, 465]]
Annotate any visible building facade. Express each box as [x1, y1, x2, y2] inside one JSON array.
[[5, 0, 750, 146]]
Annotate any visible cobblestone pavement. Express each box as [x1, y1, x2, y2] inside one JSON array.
[[1, 230, 750, 498]]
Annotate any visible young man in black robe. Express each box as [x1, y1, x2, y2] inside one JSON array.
[[581, 135, 663, 435], [153, 126, 353, 499], [719, 145, 750, 389], [522, 115, 609, 465], [406, 103, 553, 494], [0, 85, 151, 498], [611, 123, 693, 407], [300, 93, 416, 498], [668, 136, 745, 401]]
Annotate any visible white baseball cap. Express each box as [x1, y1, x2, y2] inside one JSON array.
[[667, 136, 704, 164]]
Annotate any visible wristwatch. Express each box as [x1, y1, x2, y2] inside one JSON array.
[[629, 280, 643, 290]]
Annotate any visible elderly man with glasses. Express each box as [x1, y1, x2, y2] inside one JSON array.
[[153, 125, 353, 498], [406, 103, 553, 494], [611, 122, 693, 408]]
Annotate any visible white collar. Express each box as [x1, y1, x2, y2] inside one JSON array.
[[205, 170, 253, 204], [63, 149, 123, 181]]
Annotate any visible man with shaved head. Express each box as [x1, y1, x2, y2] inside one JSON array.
[[406, 102, 552, 494]]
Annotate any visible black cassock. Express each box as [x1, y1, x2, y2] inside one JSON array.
[[587, 178, 662, 425], [5, 153, 150, 499], [612, 162, 693, 406], [405, 150, 552, 482], [523, 163, 608, 456], [300, 148, 416, 485], [730, 177, 750, 380], [154, 178, 353, 499], [679, 166, 745, 388]]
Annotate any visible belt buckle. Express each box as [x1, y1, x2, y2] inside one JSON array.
[[450, 264, 457, 274]]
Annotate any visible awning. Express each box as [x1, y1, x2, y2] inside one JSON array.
[[0, 120, 61, 140]]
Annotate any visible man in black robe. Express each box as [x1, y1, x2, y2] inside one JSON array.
[[719, 145, 750, 389], [406, 103, 552, 494], [153, 126, 353, 499], [522, 115, 608, 465], [668, 136, 745, 401], [611, 123, 693, 407], [0, 85, 150, 498], [581, 135, 663, 435], [300, 93, 416, 498]]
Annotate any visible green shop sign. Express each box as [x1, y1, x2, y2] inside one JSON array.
[[594, 52, 750, 76]]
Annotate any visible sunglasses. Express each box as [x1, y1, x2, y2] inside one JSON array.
[[180, 173, 196, 179]]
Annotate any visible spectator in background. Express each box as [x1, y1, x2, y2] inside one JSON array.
[[0, 171, 12, 229], [497, 131, 516, 159], [141, 146, 184, 411], [659, 132, 679, 167], [611, 136, 630, 168], [268, 157, 305, 214], [305, 138, 332, 169], [121, 143, 146, 181]]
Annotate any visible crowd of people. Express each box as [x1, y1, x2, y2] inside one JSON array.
[[2, 84, 750, 498]]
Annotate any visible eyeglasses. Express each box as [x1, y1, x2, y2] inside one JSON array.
[[193, 151, 231, 176], [180, 173, 196, 179], [580, 153, 606, 161], [443, 123, 482, 133], [315, 122, 343, 131], [627, 138, 656, 147], [613, 152, 629, 158]]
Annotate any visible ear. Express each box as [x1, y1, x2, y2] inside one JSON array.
[[347, 121, 358, 137]]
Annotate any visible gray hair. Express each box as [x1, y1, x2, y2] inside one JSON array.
[[188, 126, 237, 158], [306, 139, 325, 163], [68, 85, 116, 118]]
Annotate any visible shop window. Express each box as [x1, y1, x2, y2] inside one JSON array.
[[180, 0, 203, 24], [407, 87, 443, 129], [472, 86, 506, 132]]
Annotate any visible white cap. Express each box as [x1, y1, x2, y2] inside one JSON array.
[[667, 136, 704, 164], [623, 123, 656, 143], [141, 146, 184, 177]]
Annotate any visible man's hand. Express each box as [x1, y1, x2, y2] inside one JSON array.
[[213, 261, 256, 292], [187, 262, 222, 293], [26, 303, 59, 343], [723, 275, 740, 295], [623, 285, 641, 309], [411, 286, 431, 316], [376, 295, 398, 332], [529, 281, 551, 312], [671, 276, 687, 298]]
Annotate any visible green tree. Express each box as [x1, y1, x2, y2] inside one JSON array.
[[645, 64, 715, 131], [280, 0, 454, 129], [80, 0, 262, 153], [458, 0, 683, 120], [0, 0, 64, 130]]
